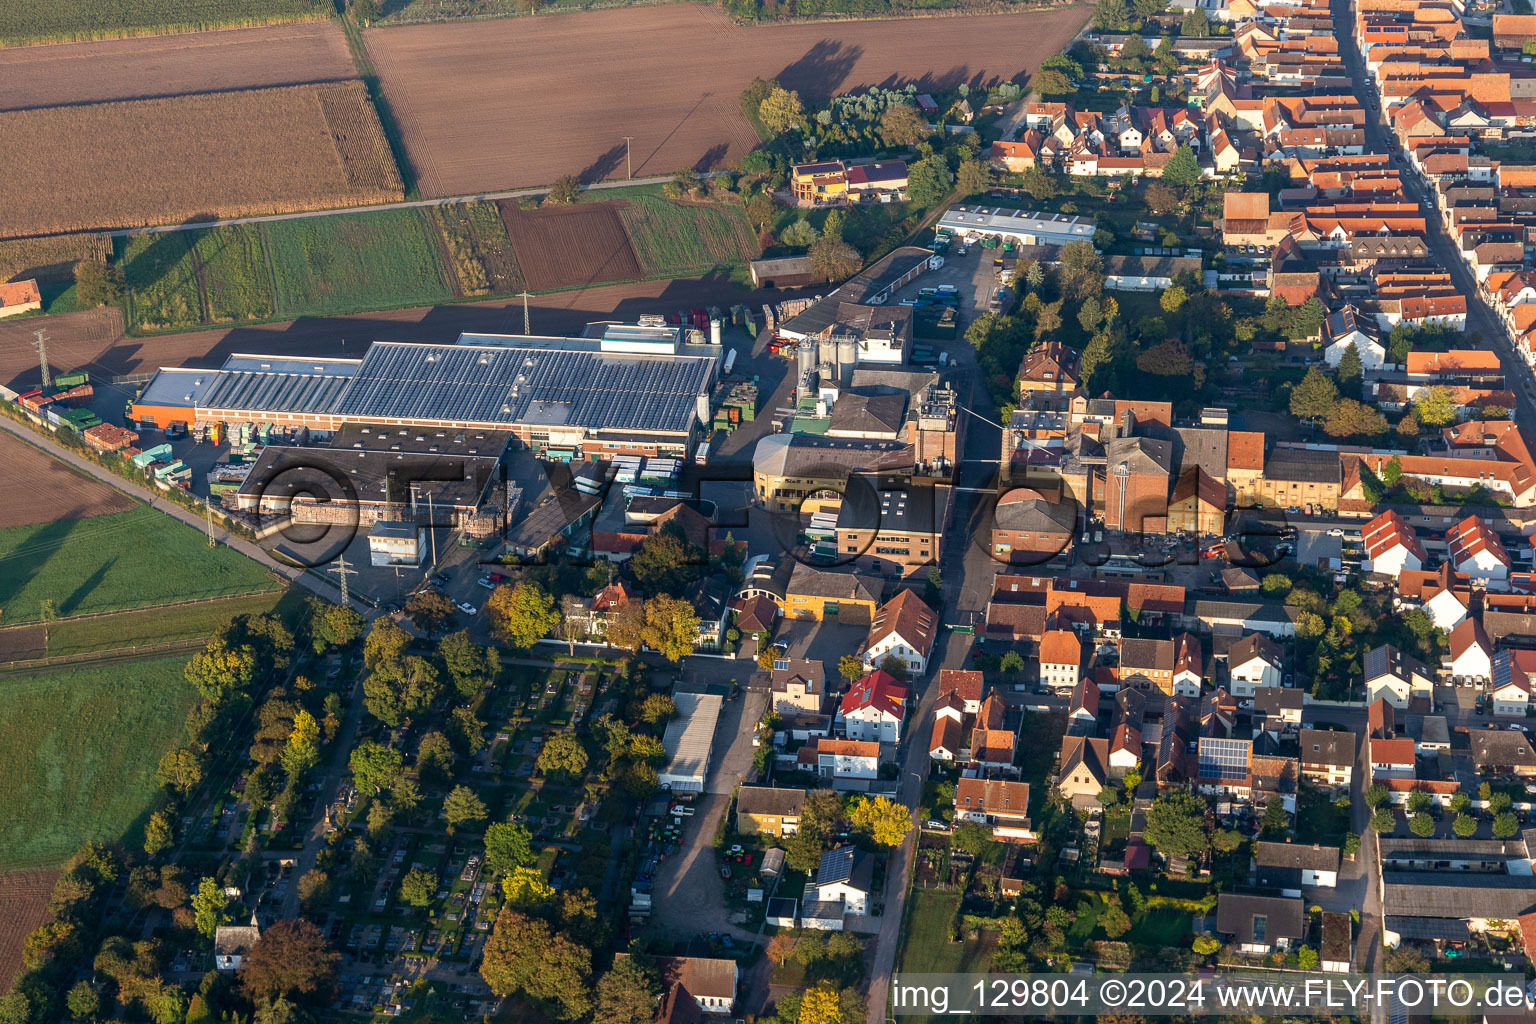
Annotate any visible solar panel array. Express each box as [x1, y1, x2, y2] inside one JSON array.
[[200, 369, 354, 414]]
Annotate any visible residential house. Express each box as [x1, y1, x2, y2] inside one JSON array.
[[954, 778, 1035, 842], [0, 280, 41, 320], [1217, 894, 1305, 955], [1253, 688, 1304, 730], [813, 846, 873, 918], [1254, 841, 1340, 893], [1324, 305, 1386, 371], [1040, 629, 1083, 692], [1258, 447, 1341, 512], [1446, 619, 1493, 684], [929, 691, 966, 761], [619, 955, 739, 1017], [1018, 341, 1082, 395], [736, 786, 807, 837], [862, 589, 938, 677], [1471, 730, 1536, 775], [792, 161, 847, 204], [685, 575, 732, 651], [1057, 735, 1111, 805], [1365, 644, 1434, 709], [1227, 633, 1285, 698], [845, 161, 908, 201], [1447, 515, 1512, 581], [1121, 636, 1176, 695], [783, 565, 882, 624], [1362, 509, 1426, 576], [1171, 632, 1204, 699], [1299, 729, 1355, 789], [839, 670, 908, 743], [798, 738, 881, 789], [771, 659, 827, 715], [971, 690, 1018, 772], [937, 668, 984, 714], [1491, 651, 1533, 717], [1368, 734, 1416, 784]]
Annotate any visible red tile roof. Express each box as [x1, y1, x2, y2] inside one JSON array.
[[841, 670, 908, 719]]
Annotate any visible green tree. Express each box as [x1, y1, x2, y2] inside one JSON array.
[[1289, 367, 1339, 421], [1161, 144, 1201, 188], [1297, 945, 1319, 970], [1260, 796, 1288, 837], [848, 795, 912, 847], [1034, 69, 1073, 97], [639, 594, 701, 663], [956, 158, 993, 198], [951, 821, 991, 855], [759, 87, 805, 136], [878, 102, 929, 147], [66, 982, 101, 1023], [364, 655, 442, 726], [1143, 790, 1208, 859], [309, 600, 363, 653], [1181, 7, 1210, 35], [416, 730, 455, 781], [639, 693, 677, 728], [487, 582, 561, 650], [1453, 813, 1478, 837], [479, 908, 593, 1021], [809, 236, 863, 283], [443, 785, 489, 834], [1370, 807, 1396, 834], [630, 530, 704, 594], [1364, 783, 1388, 809], [404, 589, 458, 636], [1324, 399, 1388, 439], [592, 955, 660, 1024], [1413, 386, 1458, 427], [74, 256, 123, 308], [1409, 812, 1435, 837], [837, 655, 864, 682], [484, 823, 535, 875], [1336, 343, 1363, 397], [1192, 935, 1221, 956], [905, 155, 955, 207], [364, 618, 413, 669], [297, 869, 332, 911], [158, 748, 204, 796], [1494, 812, 1520, 839], [400, 868, 436, 907], [546, 174, 581, 204], [1093, 0, 1131, 29], [192, 877, 230, 938], [143, 810, 175, 857], [184, 639, 257, 703], [281, 710, 321, 781], [348, 740, 403, 796], [1099, 900, 1131, 939], [1261, 574, 1291, 597], [1159, 285, 1189, 315], [537, 732, 589, 778]]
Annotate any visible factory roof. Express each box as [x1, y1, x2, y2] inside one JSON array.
[[836, 480, 951, 535], [236, 445, 499, 510], [936, 205, 1096, 242], [778, 247, 935, 337], [661, 693, 724, 784], [752, 433, 914, 479]]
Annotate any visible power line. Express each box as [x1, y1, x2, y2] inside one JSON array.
[[32, 330, 51, 391], [328, 555, 358, 607]]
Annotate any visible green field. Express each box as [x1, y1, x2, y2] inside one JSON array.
[[201, 225, 275, 323], [0, 505, 279, 624], [0, 0, 332, 45], [616, 196, 755, 278], [266, 208, 453, 317], [120, 232, 202, 332], [0, 656, 197, 869], [431, 201, 524, 296], [44, 590, 289, 658]]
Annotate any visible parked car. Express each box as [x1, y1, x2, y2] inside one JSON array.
[[1327, 528, 1345, 537], [458, 602, 478, 615], [477, 578, 495, 590]]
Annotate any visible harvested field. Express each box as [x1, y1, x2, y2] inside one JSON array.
[[0, 430, 138, 528], [0, 870, 57, 991], [0, 628, 46, 664], [0, 81, 403, 239], [0, 0, 331, 46], [366, 4, 1089, 196], [501, 203, 643, 291], [431, 201, 525, 296], [0, 23, 356, 113], [0, 309, 125, 393], [0, 234, 111, 284]]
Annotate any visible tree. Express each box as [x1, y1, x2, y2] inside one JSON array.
[[639, 693, 677, 728], [848, 795, 912, 847], [951, 821, 991, 855], [640, 594, 700, 663], [1093, 0, 1131, 30], [480, 908, 592, 1021], [1144, 182, 1179, 217], [592, 956, 660, 1024], [1019, 167, 1059, 201], [484, 822, 535, 875], [1161, 144, 1201, 188], [158, 748, 204, 796], [547, 174, 581, 204], [281, 710, 320, 781], [503, 865, 556, 907], [1192, 935, 1221, 955], [1289, 367, 1339, 421], [1260, 795, 1288, 837], [404, 590, 457, 636], [416, 731, 455, 781], [1370, 808, 1396, 834], [1143, 790, 1208, 859], [1494, 812, 1520, 839], [745, 193, 776, 232], [74, 256, 123, 308], [1058, 240, 1105, 302], [443, 785, 488, 835], [537, 732, 589, 778], [185, 639, 257, 703], [631, 531, 703, 593], [957, 158, 993, 197], [1296, 945, 1319, 971], [1324, 399, 1387, 439], [309, 600, 363, 653], [1453, 813, 1478, 838], [780, 218, 819, 247], [1181, 6, 1210, 35], [797, 983, 843, 1024], [144, 810, 175, 857], [1336, 342, 1363, 397], [837, 655, 864, 682], [1159, 285, 1189, 315], [348, 740, 403, 796], [238, 919, 340, 1006], [297, 870, 331, 911], [400, 868, 436, 907], [905, 155, 954, 207], [1100, 900, 1131, 939], [192, 877, 230, 938], [1364, 783, 1388, 809], [878, 102, 928, 148], [1034, 68, 1073, 97], [759, 87, 805, 136], [66, 982, 101, 1023], [438, 629, 500, 699], [1413, 386, 1458, 427], [1409, 811, 1435, 837], [364, 618, 413, 669], [808, 236, 862, 283], [487, 582, 561, 650], [767, 932, 798, 965]]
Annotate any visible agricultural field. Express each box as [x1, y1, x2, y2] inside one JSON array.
[[0, 656, 197, 870], [0, 309, 125, 394], [365, 4, 1089, 196], [501, 202, 642, 291], [0, 504, 279, 624], [430, 201, 524, 296], [0, 431, 139, 529], [0, 0, 332, 46], [616, 196, 757, 278], [0, 234, 112, 286], [4, 589, 293, 662], [0, 23, 356, 112], [0, 870, 57, 990], [0, 81, 402, 238], [265, 209, 453, 317], [120, 226, 275, 332]]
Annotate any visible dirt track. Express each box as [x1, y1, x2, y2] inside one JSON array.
[[0, 23, 357, 113], [366, 4, 1090, 196]]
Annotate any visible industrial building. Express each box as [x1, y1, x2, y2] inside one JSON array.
[[659, 692, 724, 792], [934, 206, 1096, 248], [130, 327, 721, 461], [776, 247, 938, 343]]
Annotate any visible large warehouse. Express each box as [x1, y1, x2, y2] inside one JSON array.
[[934, 205, 1096, 248], [130, 329, 720, 460], [659, 692, 724, 793]]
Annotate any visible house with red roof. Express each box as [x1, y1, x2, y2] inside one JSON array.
[[1446, 514, 1512, 581], [929, 691, 966, 761], [1445, 618, 1492, 684], [1040, 629, 1082, 692], [839, 670, 908, 743], [861, 589, 938, 677], [1361, 509, 1425, 577], [954, 778, 1034, 842], [1492, 650, 1533, 717]]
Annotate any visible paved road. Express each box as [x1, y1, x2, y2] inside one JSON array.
[[107, 173, 698, 237]]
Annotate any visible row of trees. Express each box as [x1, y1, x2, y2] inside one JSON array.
[[1366, 781, 1525, 840]]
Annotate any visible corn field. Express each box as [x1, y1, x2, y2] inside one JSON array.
[[0, 234, 111, 283]]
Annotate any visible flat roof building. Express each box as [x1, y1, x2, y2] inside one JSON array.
[[936, 205, 1096, 247], [660, 692, 724, 793]]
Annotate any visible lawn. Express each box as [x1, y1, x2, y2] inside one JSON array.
[[615, 196, 755, 278], [120, 231, 202, 332], [266, 208, 453, 318], [0, 656, 197, 869], [1294, 785, 1352, 845], [0, 505, 280, 623], [896, 891, 995, 1024], [44, 589, 292, 657]]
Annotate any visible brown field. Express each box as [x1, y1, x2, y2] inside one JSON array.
[[0, 870, 56, 991], [0, 22, 356, 113], [0, 628, 46, 664], [366, 4, 1090, 197], [0, 81, 403, 239], [0, 234, 111, 284], [0, 308, 126, 393], [0, 431, 139, 528], [501, 203, 642, 291]]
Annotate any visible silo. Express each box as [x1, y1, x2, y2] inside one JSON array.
[[709, 317, 722, 346], [796, 340, 816, 380], [836, 334, 857, 386]]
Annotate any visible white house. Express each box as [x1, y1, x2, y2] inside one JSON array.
[[1040, 629, 1082, 692], [799, 738, 880, 789], [954, 777, 1035, 842], [213, 919, 261, 972], [1068, 675, 1100, 726], [616, 956, 738, 1016], [1367, 735, 1417, 783], [839, 670, 908, 743], [1445, 618, 1492, 684], [1491, 652, 1533, 717], [1323, 306, 1386, 371], [1447, 515, 1511, 582], [862, 589, 937, 677], [1422, 581, 1471, 630], [1172, 631, 1203, 699], [815, 846, 873, 916], [1364, 644, 1434, 709], [928, 691, 965, 761], [1227, 633, 1284, 698], [1361, 509, 1425, 576], [1254, 841, 1340, 894], [1217, 894, 1305, 956]]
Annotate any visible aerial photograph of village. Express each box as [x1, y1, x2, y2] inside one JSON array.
[[11, 0, 1536, 1019]]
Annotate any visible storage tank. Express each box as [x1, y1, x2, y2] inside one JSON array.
[[796, 340, 816, 380], [836, 334, 857, 385], [710, 317, 722, 346]]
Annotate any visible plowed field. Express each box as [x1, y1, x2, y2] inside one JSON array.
[[0, 22, 356, 113], [501, 202, 642, 291], [0, 432, 138, 528], [0, 308, 125, 393], [366, 4, 1089, 196], [0, 870, 57, 991]]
